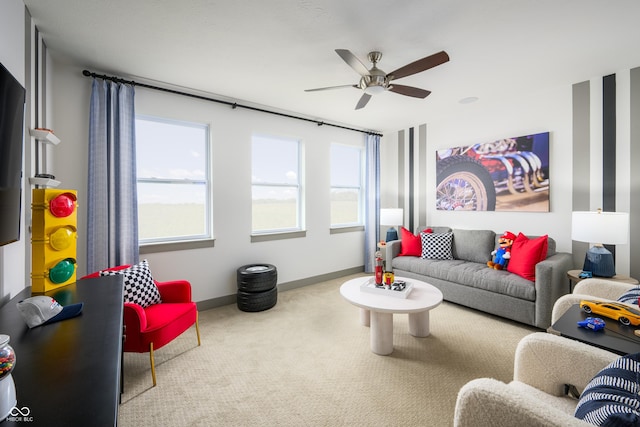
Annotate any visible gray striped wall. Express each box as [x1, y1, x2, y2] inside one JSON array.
[[573, 69, 640, 279], [396, 125, 428, 233], [396, 67, 640, 278], [630, 68, 640, 279]]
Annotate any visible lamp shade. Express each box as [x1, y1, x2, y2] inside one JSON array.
[[380, 209, 403, 226], [571, 211, 629, 245]]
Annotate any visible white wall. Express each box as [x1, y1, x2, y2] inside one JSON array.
[[0, 0, 27, 299], [380, 73, 640, 277], [50, 60, 365, 302], [381, 83, 574, 253]]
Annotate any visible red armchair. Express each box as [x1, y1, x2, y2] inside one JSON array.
[[81, 265, 201, 386]]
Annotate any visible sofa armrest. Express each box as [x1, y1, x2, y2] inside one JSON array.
[[573, 278, 636, 300], [551, 278, 637, 323], [123, 302, 146, 351], [551, 294, 611, 324], [454, 378, 588, 427], [514, 333, 618, 397], [533, 252, 574, 328], [386, 239, 402, 262], [156, 280, 193, 303]]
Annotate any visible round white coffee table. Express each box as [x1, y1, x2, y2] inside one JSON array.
[[340, 276, 443, 355]]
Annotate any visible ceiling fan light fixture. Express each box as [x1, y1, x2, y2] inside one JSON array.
[[306, 48, 450, 109], [365, 85, 386, 95]]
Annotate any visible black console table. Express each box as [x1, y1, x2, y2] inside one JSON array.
[[0, 275, 123, 426]]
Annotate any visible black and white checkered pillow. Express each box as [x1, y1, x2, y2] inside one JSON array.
[[420, 232, 454, 260], [100, 260, 162, 308]]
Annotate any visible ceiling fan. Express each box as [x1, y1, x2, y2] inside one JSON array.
[[305, 49, 450, 110]]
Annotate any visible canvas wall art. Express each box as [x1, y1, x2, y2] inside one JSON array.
[[436, 132, 550, 212]]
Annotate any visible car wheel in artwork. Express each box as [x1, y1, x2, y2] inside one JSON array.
[[237, 264, 277, 293], [619, 316, 630, 326], [582, 305, 592, 314], [436, 155, 496, 211], [237, 287, 278, 312]]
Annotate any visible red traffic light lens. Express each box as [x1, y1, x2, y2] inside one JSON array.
[[49, 193, 76, 217]]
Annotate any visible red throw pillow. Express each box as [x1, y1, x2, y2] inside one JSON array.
[[398, 227, 432, 256], [507, 233, 548, 281]]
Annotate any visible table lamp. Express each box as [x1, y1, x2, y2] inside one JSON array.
[[380, 208, 403, 242], [571, 209, 629, 277]]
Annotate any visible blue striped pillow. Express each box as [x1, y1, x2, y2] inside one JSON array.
[[617, 287, 640, 306], [574, 352, 640, 426]]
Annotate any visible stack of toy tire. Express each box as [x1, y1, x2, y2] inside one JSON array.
[[236, 264, 277, 312]]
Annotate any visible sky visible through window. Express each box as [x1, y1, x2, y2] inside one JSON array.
[[331, 144, 361, 187], [136, 117, 207, 204]]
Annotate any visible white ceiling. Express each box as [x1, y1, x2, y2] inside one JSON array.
[[23, 0, 640, 133]]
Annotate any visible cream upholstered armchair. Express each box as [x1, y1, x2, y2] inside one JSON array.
[[453, 332, 619, 427], [551, 278, 638, 324]]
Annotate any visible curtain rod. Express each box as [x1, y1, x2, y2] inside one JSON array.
[[82, 70, 383, 137]]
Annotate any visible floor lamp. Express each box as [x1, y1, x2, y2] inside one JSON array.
[[380, 208, 403, 242], [571, 209, 629, 277]]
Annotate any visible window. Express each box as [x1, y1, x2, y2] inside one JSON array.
[[330, 143, 363, 227], [135, 116, 211, 244], [252, 135, 301, 234]]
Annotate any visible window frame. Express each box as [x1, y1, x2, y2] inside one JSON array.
[[329, 142, 365, 230], [251, 134, 303, 237], [135, 115, 213, 249]]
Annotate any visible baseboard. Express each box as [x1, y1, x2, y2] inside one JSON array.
[[196, 265, 365, 311]]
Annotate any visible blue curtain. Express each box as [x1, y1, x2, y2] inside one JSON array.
[[86, 78, 139, 273], [364, 133, 380, 273]]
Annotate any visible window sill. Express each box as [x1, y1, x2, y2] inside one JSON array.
[[330, 225, 364, 234], [139, 238, 215, 254], [251, 230, 306, 242]]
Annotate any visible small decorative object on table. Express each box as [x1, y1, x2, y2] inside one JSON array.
[[374, 251, 383, 285], [360, 278, 414, 299], [580, 299, 640, 326], [577, 317, 605, 331], [579, 271, 593, 279], [0, 334, 17, 420]]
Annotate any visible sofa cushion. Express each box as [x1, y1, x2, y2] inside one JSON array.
[[452, 229, 495, 264], [391, 257, 537, 301], [421, 232, 454, 260], [399, 226, 429, 257], [574, 352, 640, 426], [507, 233, 548, 281]]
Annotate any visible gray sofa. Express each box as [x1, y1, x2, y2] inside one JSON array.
[[386, 227, 573, 329]]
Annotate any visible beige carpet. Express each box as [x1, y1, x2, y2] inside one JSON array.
[[118, 273, 538, 426]]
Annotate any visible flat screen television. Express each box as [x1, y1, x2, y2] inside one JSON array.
[[0, 61, 26, 247]]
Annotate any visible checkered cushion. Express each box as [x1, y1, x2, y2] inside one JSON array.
[[100, 260, 162, 308], [617, 286, 640, 306], [420, 232, 454, 260]]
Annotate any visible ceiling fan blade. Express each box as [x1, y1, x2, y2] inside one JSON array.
[[335, 49, 370, 76], [389, 84, 431, 98], [355, 93, 372, 110], [388, 51, 449, 81], [305, 84, 358, 92]]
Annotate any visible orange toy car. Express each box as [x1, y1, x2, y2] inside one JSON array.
[[580, 300, 640, 326]]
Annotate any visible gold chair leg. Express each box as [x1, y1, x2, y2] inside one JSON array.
[[149, 342, 157, 387], [195, 311, 201, 346]]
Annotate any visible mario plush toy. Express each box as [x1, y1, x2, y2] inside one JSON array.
[[488, 231, 516, 270]]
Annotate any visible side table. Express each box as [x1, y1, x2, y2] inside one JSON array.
[[566, 269, 638, 292], [548, 304, 640, 355]]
